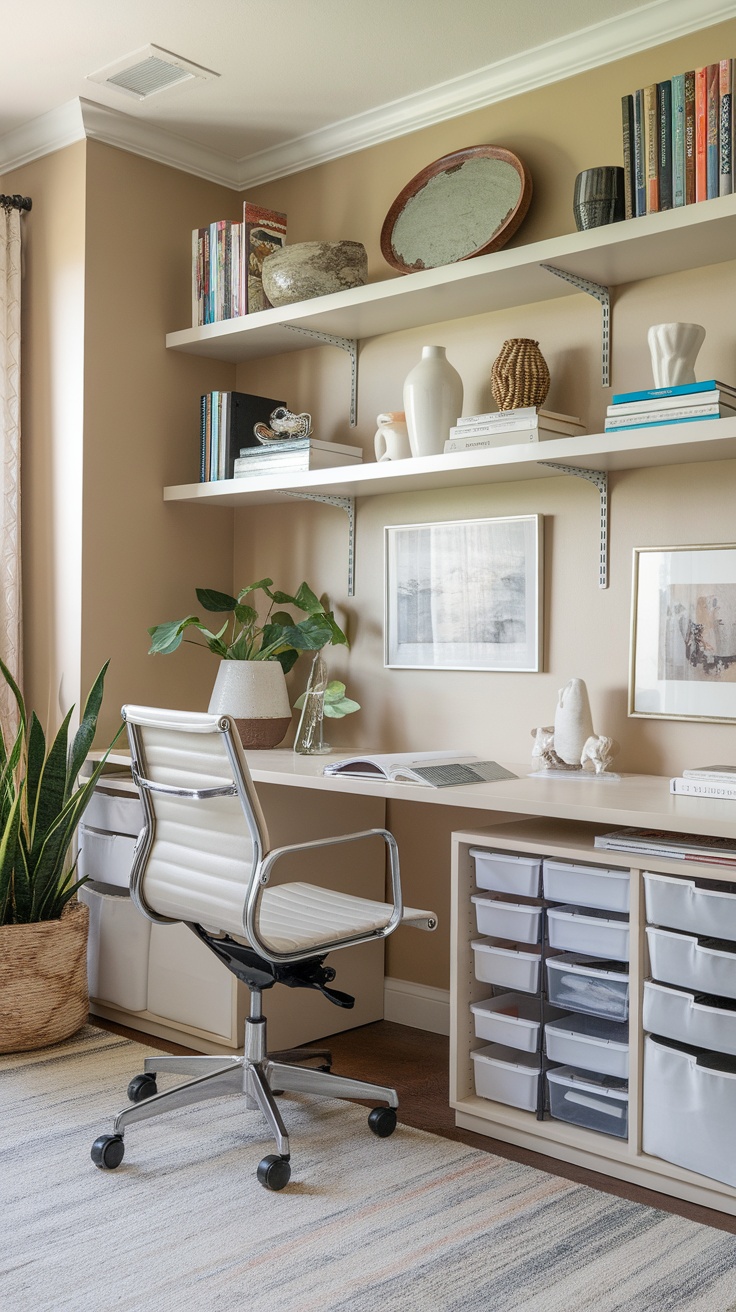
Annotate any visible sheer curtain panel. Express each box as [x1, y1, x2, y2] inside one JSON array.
[[0, 202, 22, 721]]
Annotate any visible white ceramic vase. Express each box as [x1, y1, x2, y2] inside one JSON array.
[[208, 660, 292, 748], [647, 322, 706, 388], [553, 678, 595, 765], [403, 345, 463, 458]]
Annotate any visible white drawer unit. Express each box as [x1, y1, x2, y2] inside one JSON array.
[[470, 894, 542, 944], [546, 954, 630, 1022], [544, 1014, 629, 1078], [79, 881, 151, 1012], [547, 1066, 629, 1139], [470, 848, 542, 898], [470, 994, 563, 1053], [644, 871, 736, 939], [546, 905, 630, 961], [646, 927, 736, 1000], [643, 1035, 736, 1189], [471, 938, 545, 993], [84, 785, 144, 837], [78, 824, 138, 890], [542, 860, 630, 914], [643, 980, 736, 1057], [471, 1043, 542, 1111]]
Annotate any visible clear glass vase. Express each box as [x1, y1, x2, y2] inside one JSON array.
[[293, 652, 332, 755]]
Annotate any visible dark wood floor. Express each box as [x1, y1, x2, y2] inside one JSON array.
[[94, 1014, 736, 1235]]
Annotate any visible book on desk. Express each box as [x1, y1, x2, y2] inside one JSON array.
[[323, 752, 518, 788]]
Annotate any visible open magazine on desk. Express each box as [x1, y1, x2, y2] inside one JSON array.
[[323, 752, 518, 788]]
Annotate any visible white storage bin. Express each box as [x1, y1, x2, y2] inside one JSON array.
[[644, 980, 736, 1055], [543, 859, 630, 914], [470, 848, 542, 898], [644, 871, 736, 939], [84, 785, 144, 838], [471, 1043, 541, 1110], [78, 824, 138, 890], [147, 921, 234, 1038], [471, 938, 544, 994], [471, 894, 542, 944], [79, 880, 150, 1012], [646, 927, 736, 1000], [643, 1034, 736, 1187], [544, 1014, 629, 1078], [547, 905, 630, 961], [546, 954, 630, 1022], [470, 994, 563, 1053], [547, 1066, 629, 1138]]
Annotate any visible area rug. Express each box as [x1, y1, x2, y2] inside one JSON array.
[[3, 1027, 736, 1312]]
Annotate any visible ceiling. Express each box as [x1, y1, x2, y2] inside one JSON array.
[[1, 0, 734, 186]]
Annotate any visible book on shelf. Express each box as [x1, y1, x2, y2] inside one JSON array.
[[672, 72, 686, 207], [696, 65, 708, 202], [200, 391, 285, 482], [611, 380, 736, 405], [720, 58, 734, 196], [621, 94, 635, 219], [658, 79, 673, 210], [192, 219, 242, 327], [243, 202, 286, 313], [643, 83, 659, 212], [671, 777, 736, 799], [633, 87, 646, 216], [233, 439, 362, 477], [322, 752, 518, 787], [453, 408, 583, 435], [707, 61, 720, 200], [604, 402, 736, 429], [594, 826, 736, 864], [682, 765, 736, 780], [684, 69, 696, 205], [445, 426, 567, 452], [607, 389, 736, 415], [603, 411, 734, 433]]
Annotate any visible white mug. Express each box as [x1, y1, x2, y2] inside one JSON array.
[[374, 412, 411, 462]]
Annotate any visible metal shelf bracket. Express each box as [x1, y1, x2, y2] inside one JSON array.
[[280, 492, 356, 596], [283, 326, 359, 425], [540, 264, 611, 387], [537, 462, 609, 589]]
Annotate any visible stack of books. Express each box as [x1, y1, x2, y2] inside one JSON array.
[[671, 765, 736, 799], [200, 391, 285, 482], [234, 438, 363, 479], [594, 826, 736, 865], [444, 407, 585, 454], [192, 202, 287, 325], [604, 379, 736, 433], [622, 58, 734, 218]]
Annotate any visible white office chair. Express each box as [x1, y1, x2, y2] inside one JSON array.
[[91, 705, 437, 1190]]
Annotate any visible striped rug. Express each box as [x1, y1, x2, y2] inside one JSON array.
[[3, 1027, 736, 1312]]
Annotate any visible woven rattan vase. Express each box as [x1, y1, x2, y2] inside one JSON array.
[[491, 338, 551, 411], [0, 900, 89, 1053]]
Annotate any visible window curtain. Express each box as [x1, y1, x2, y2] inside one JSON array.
[[0, 204, 22, 724]]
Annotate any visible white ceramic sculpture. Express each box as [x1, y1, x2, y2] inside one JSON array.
[[647, 322, 706, 389], [553, 678, 595, 765], [374, 411, 412, 461], [580, 734, 619, 775], [403, 345, 463, 458]]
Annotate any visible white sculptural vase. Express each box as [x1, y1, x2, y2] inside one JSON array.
[[553, 678, 594, 765], [647, 322, 706, 388], [403, 345, 463, 458], [208, 659, 292, 749]]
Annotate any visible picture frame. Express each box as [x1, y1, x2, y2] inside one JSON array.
[[384, 514, 543, 672], [630, 543, 736, 722]]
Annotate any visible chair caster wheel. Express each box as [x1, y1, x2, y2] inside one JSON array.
[[368, 1107, 397, 1138], [127, 1073, 158, 1102], [91, 1134, 125, 1170], [257, 1154, 291, 1191]]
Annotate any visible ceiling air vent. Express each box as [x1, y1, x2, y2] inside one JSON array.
[[88, 45, 219, 101]]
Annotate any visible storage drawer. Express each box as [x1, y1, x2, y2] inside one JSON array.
[[470, 994, 563, 1053], [547, 1066, 629, 1138], [643, 980, 736, 1056], [78, 825, 138, 890], [643, 1034, 736, 1187], [471, 938, 544, 993], [470, 848, 542, 898], [646, 927, 736, 1000], [644, 871, 736, 940], [543, 859, 630, 914], [471, 1043, 541, 1110], [546, 954, 630, 1022], [79, 881, 150, 1012], [544, 1014, 629, 1078], [471, 894, 542, 944], [547, 905, 630, 961], [84, 785, 144, 838], [147, 921, 234, 1039]]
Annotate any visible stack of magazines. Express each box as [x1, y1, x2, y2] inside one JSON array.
[[604, 379, 736, 432], [444, 407, 584, 453], [594, 826, 736, 865], [233, 438, 362, 479]]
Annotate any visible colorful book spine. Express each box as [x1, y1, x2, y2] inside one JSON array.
[[644, 83, 659, 211], [242, 203, 287, 314], [707, 62, 720, 198], [633, 88, 646, 216], [684, 70, 696, 204], [720, 58, 733, 195], [621, 94, 635, 220], [612, 379, 736, 403], [695, 66, 708, 201], [658, 80, 673, 210], [672, 73, 686, 206]]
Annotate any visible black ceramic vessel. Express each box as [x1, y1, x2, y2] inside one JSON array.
[[573, 167, 626, 231]]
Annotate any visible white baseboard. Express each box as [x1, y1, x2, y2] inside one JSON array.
[[383, 977, 450, 1036]]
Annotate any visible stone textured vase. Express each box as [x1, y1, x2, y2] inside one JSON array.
[[403, 345, 463, 457], [647, 322, 706, 388], [0, 901, 89, 1053], [491, 338, 550, 411], [208, 660, 292, 749], [260, 241, 368, 307], [553, 678, 595, 766]]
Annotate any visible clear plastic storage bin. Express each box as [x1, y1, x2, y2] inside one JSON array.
[[546, 905, 630, 961], [546, 954, 630, 1022], [547, 1066, 629, 1138], [542, 859, 630, 914], [646, 927, 736, 1000], [643, 1034, 736, 1188], [470, 994, 562, 1053], [470, 848, 542, 898], [643, 980, 736, 1056], [471, 938, 544, 993], [471, 1043, 541, 1110], [471, 894, 542, 944], [644, 871, 736, 939], [544, 1014, 629, 1078]]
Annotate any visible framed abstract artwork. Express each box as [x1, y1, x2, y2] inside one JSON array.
[[384, 514, 543, 671], [630, 543, 736, 721]]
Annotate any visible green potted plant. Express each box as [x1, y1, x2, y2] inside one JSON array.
[[0, 659, 120, 1053], [148, 579, 348, 747]]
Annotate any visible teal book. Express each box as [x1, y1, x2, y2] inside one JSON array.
[[672, 73, 686, 206]]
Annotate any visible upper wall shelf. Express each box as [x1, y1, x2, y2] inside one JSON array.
[[165, 194, 736, 363]]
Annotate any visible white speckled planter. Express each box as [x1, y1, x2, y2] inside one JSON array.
[[208, 661, 292, 749]]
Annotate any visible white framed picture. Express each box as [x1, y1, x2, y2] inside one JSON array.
[[384, 514, 543, 671], [630, 543, 736, 722]]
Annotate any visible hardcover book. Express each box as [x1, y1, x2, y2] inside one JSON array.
[[200, 391, 285, 482], [671, 777, 736, 799], [707, 62, 720, 199], [695, 66, 708, 201], [684, 70, 696, 204], [643, 83, 659, 211], [242, 203, 287, 313], [621, 94, 635, 220], [720, 58, 733, 196], [633, 88, 646, 216], [658, 80, 673, 210], [672, 73, 686, 207], [604, 403, 735, 429], [611, 380, 736, 404], [607, 390, 736, 415]]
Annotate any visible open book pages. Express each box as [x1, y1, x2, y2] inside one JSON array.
[[323, 752, 518, 788]]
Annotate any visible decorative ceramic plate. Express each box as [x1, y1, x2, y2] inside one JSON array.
[[380, 145, 532, 274]]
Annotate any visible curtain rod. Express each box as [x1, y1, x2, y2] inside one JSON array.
[[0, 195, 32, 212]]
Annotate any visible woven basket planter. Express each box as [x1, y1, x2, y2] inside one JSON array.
[[491, 338, 551, 411], [0, 900, 89, 1053]]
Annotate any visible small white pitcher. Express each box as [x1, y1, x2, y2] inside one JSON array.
[[374, 412, 412, 462]]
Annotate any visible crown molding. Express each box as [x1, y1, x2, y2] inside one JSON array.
[[1, 1, 735, 187]]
